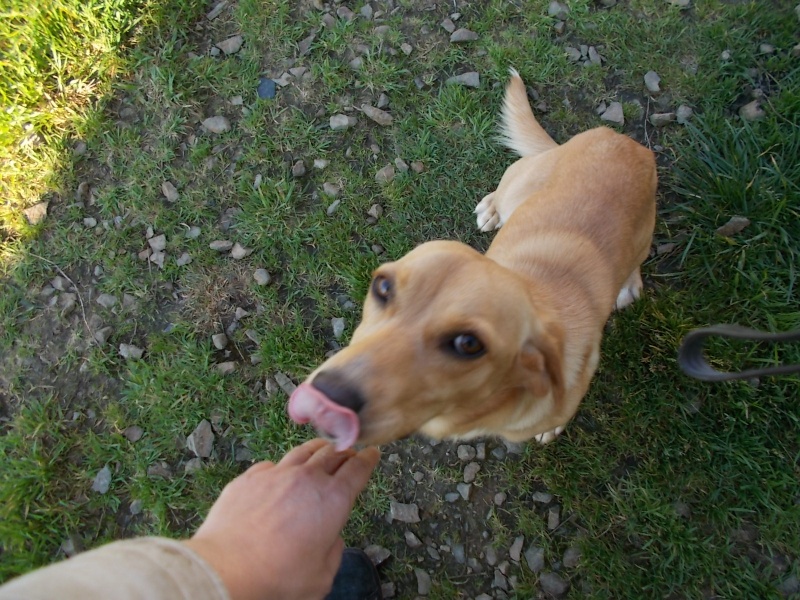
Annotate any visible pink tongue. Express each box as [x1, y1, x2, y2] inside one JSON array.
[[288, 382, 360, 451]]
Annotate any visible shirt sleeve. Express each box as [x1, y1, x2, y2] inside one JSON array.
[[0, 537, 231, 600]]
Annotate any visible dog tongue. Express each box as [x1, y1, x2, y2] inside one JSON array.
[[288, 383, 360, 451]]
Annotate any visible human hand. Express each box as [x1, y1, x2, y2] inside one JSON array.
[[184, 439, 380, 600]]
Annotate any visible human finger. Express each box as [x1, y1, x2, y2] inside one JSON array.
[[278, 438, 330, 467], [241, 460, 275, 476], [332, 446, 381, 501], [306, 442, 357, 475]]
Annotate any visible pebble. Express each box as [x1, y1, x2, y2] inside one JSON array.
[[525, 545, 545, 573], [361, 104, 393, 126], [367, 204, 383, 219], [666, 0, 690, 6], [475, 595, 492, 600], [123, 426, 144, 442], [274, 372, 297, 395], [676, 104, 693, 124], [380, 582, 395, 598], [475, 442, 486, 460], [441, 18, 456, 33], [491, 446, 506, 460], [149, 251, 165, 268], [216, 361, 236, 375], [291, 161, 306, 177], [721, 49, 731, 61], [83, 217, 97, 228], [457, 483, 472, 501], [326, 199, 341, 215], [540, 572, 570, 597], [548, 0, 569, 20], [257, 78, 277, 99], [147, 462, 173, 479], [548, 505, 561, 530], [254, 269, 271, 285], [323, 183, 341, 197], [230, 243, 252, 259], [494, 492, 507, 506], [373, 25, 390, 37], [129, 499, 144, 515], [161, 181, 179, 202], [493, 569, 509, 591], [314, 159, 330, 170], [485, 545, 498, 566], [184, 457, 204, 473], [758, 43, 775, 55], [446, 72, 480, 88], [364, 545, 391, 566], [210, 240, 234, 252], [563, 546, 581, 568], [23, 201, 48, 225], [337, 6, 355, 20], [457, 444, 476, 461], [73, 140, 88, 156], [450, 28, 479, 43], [332, 317, 346, 340], [777, 574, 800, 597], [739, 99, 765, 121], [212, 333, 229, 349], [389, 501, 420, 523], [405, 531, 422, 548], [206, 1, 227, 19], [330, 114, 357, 130], [426, 546, 440, 561], [509, 536, 524, 562], [185, 226, 201, 239], [445, 492, 460, 503], [96, 293, 117, 309], [91, 466, 112, 494], [394, 157, 409, 172], [644, 70, 661, 93], [565, 46, 581, 62], [119, 344, 144, 359], [414, 569, 431, 595], [375, 165, 395, 184], [234, 307, 250, 320], [94, 326, 113, 345], [452, 543, 466, 564], [360, 4, 373, 18], [649, 112, 676, 127], [716, 215, 750, 237], [532, 491, 553, 503], [410, 161, 425, 173], [400, 43, 412, 55], [413, 472, 424, 483], [176, 252, 192, 266], [377, 93, 390, 109], [202, 116, 231, 133], [600, 102, 624, 125], [463, 462, 480, 483], [186, 420, 214, 458]]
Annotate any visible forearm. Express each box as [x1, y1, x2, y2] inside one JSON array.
[[0, 537, 230, 600]]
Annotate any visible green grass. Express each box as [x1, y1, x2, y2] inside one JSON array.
[[1, 0, 799, 596]]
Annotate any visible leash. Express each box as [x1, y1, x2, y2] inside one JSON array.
[[678, 324, 800, 381]]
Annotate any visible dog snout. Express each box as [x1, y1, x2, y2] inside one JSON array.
[[311, 370, 366, 413]]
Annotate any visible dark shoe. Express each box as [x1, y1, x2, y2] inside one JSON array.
[[324, 548, 383, 600]]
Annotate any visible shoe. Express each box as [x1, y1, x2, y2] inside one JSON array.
[[324, 548, 383, 600]]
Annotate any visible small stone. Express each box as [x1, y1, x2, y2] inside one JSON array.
[[216, 361, 236, 375], [739, 100, 765, 121], [457, 445, 476, 461], [445, 492, 460, 503], [83, 217, 97, 228], [493, 569, 509, 591], [563, 546, 581, 568], [184, 458, 204, 473], [759, 43, 775, 55], [91, 466, 112, 494], [230, 242, 252, 259], [326, 199, 341, 216], [565, 46, 581, 62], [649, 112, 676, 127], [330, 114, 357, 130], [210, 240, 234, 252], [494, 492, 507, 506], [332, 317, 346, 340], [588, 46, 602, 65], [525, 546, 545, 573], [509, 536, 524, 562], [254, 269, 271, 285], [553, 20, 565, 34], [149, 251, 165, 268], [186, 420, 214, 458], [540, 572, 570, 597], [367, 204, 383, 219], [600, 102, 624, 125], [212, 333, 229, 349], [410, 161, 425, 173], [322, 183, 341, 198], [389, 501, 420, 523], [231, 96, 244, 106], [161, 181, 179, 202], [548, 0, 569, 20], [298, 33, 315, 56], [274, 372, 297, 396], [373, 25, 390, 37], [129, 499, 144, 515], [202, 116, 231, 133], [206, 1, 227, 19], [375, 165, 395, 184], [360, 4, 373, 18], [792, 43, 800, 58], [532, 491, 553, 503], [450, 28, 479, 42], [73, 140, 88, 156], [337, 5, 355, 21], [23, 201, 48, 225], [216, 35, 243, 54], [400, 43, 412, 55], [274, 72, 292, 87], [257, 78, 277, 99], [457, 483, 472, 500], [94, 327, 113, 345], [463, 462, 480, 483], [119, 344, 144, 359], [148, 234, 166, 252], [314, 159, 330, 170], [441, 18, 456, 33], [380, 582, 395, 599], [666, 0, 690, 6], [234, 307, 250, 320], [185, 226, 201, 239], [147, 462, 173, 479], [475, 442, 486, 460], [656, 242, 677, 255], [291, 161, 306, 177], [176, 252, 192, 266], [721, 49, 731, 61], [414, 569, 431, 595], [716, 216, 751, 237], [548, 505, 561, 530], [405, 531, 422, 548], [777, 574, 800, 597], [446, 72, 480, 88], [491, 446, 506, 460], [96, 294, 117, 309], [644, 70, 661, 93], [394, 157, 409, 172], [676, 105, 693, 124], [123, 426, 144, 442], [361, 104, 393, 126], [485, 545, 498, 566], [364, 545, 391, 566]]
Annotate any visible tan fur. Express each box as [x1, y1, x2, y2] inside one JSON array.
[[303, 70, 657, 446]]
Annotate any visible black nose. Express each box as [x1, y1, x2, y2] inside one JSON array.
[[311, 370, 366, 414]]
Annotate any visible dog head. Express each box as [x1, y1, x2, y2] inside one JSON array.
[[288, 240, 564, 449]]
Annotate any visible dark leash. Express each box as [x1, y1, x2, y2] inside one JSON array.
[[678, 324, 800, 381]]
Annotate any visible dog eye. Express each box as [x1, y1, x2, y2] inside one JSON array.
[[372, 275, 392, 302], [451, 334, 485, 358]]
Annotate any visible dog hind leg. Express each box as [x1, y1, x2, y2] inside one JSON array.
[[474, 192, 502, 231], [615, 267, 643, 310]]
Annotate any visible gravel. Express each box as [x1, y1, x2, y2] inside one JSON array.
[[123, 426, 144, 442], [186, 420, 214, 458], [457, 444, 476, 461], [405, 531, 422, 548], [539, 572, 570, 597], [525, 545, 545, 573], [364, 544, 391, 566], [457, 483, 472, 500], [446, 72, 480, 87], [414, 569, 432, 595], [361, 104, 393, 126], [716, 216, 750, 237], [230, 242, 252, 259], [161, 181, 179, 202], [643, 70, 661, 93], [23, 201, 48, 225], [739, 99, 765, 121], [96, 294, 117, 309], [463, 462, 480, 483], [119, 344, 144, 359], [509, 536, 524, 562], [254, 269, 271, 285], [450, 28, 479, 42], [649, 112, 676, 127], [375, 165, 395, 184], [91, 465, 112, 494], [202, 116, 231, 133], [210, 240, 234, 252], [330, 114, 357, 130], [600, 102, 624, 125], [389, 501, 420, 523], [332, 317, 346, 340], [274, 372, 297, 395], [212, 333, 228, 349]]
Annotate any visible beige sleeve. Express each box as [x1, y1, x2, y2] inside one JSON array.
[[0, 537, 230, 600]]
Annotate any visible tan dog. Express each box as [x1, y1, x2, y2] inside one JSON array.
[[289, 69, 657, 450]]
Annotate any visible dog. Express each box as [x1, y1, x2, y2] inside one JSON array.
[[288, 69, 657, 451]]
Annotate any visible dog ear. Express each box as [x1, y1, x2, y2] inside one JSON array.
[[519, 321, 564, 403]]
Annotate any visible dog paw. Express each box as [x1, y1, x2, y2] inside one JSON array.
[[534, 425, 565, 444], [474, 192, 501, 232], [615, 269, 643, 310]]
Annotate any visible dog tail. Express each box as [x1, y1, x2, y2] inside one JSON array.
[[497, 68, 558, 157]]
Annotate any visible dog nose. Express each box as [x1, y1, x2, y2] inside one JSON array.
[[311, 370, 366, 414]]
